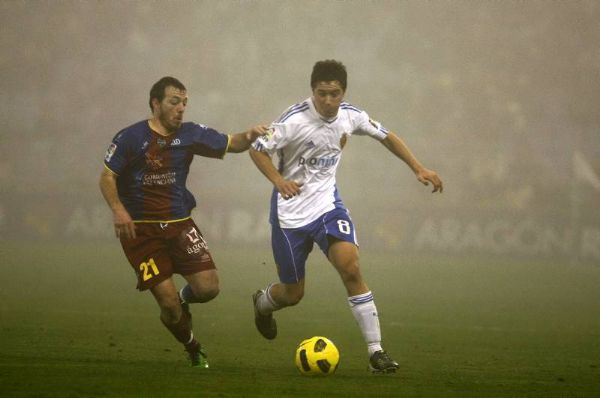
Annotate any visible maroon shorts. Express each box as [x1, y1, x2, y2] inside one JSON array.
[[120, 218, 216, 291]]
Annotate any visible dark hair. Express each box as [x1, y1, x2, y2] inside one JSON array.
[[310, 60, 347, 91], [149, 76, 186, 112]]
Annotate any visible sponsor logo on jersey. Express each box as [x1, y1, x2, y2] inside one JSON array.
[[261, 127, 275, 142], [298, 155, 338, 168], [105, 143, 117, 162], [142, 171, 176, 186], [171, 138, 181, 146]]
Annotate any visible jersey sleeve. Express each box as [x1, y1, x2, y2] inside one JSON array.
[[251, 123, 288, 155], [103, 129, 132, 176], [352, 110, 389, 141], [189, 123, 230, 158]]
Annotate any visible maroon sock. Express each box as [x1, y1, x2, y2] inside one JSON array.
[[184, 339, 200, 353]]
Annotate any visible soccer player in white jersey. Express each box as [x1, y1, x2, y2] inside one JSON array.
[[250, 60, 443, 373]]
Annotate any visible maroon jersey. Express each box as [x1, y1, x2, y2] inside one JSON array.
[[104, 120, 229, 222]]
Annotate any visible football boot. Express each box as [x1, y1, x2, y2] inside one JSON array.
[[369, 350, 399, 374], [252, 290, 277, 340]]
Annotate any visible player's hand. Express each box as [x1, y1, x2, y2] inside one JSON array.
[[113, 207, 136, 239], [245, 125, 271, 143], [416, 168, 443, 193], [275, 178, 303, 200]]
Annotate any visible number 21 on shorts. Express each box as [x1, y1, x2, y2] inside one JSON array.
[[139, 258, 160, 281]]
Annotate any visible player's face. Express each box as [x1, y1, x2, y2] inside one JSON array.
[[156, 86, 188, 132], [312, 81, 345, 119]]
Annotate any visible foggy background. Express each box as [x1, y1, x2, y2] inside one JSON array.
[[1, 0, 599, 264]]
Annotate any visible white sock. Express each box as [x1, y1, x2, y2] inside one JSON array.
[[348, 291, 383, 356], [256, 284, 282, 315]]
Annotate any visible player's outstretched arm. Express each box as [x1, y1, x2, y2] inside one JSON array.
[[249, 148, 302, 200], [381, 132, 443, 193], [99, 168, 137, 239], [227, 125, 270, 153]]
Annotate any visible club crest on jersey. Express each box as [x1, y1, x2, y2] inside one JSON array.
[[157, 138, 167, 148], [105, 143, 117, 162], [340, 134, 348, 149], [145, 152, 163, 170]]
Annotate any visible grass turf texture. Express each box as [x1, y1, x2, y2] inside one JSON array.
[[1, 242, 599, 397]]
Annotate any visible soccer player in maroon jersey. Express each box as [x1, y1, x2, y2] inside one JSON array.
[[99, 76, 269, 367]]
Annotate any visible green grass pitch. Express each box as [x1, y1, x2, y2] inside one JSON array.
[[1, 241, 599, 397]]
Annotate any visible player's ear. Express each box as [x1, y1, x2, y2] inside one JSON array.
[[151, 98, 160, 113]]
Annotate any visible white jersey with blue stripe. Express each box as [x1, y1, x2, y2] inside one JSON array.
[[252, 97, 389, 229]]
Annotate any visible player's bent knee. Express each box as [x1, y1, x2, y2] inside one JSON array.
[[159, 299, 182, 323], [201, 286, 220, 302], [189, 285, 220, 303], [159, 294, 181, 310]]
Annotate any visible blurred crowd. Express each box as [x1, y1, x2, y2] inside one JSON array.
[[1, 1, 598, 245]]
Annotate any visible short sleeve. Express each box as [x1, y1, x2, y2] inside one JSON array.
[[251, 123, 288, 155], [189, 123, 230, 158], [352, 111, 389, 141], [103, 130, 131, 175]]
